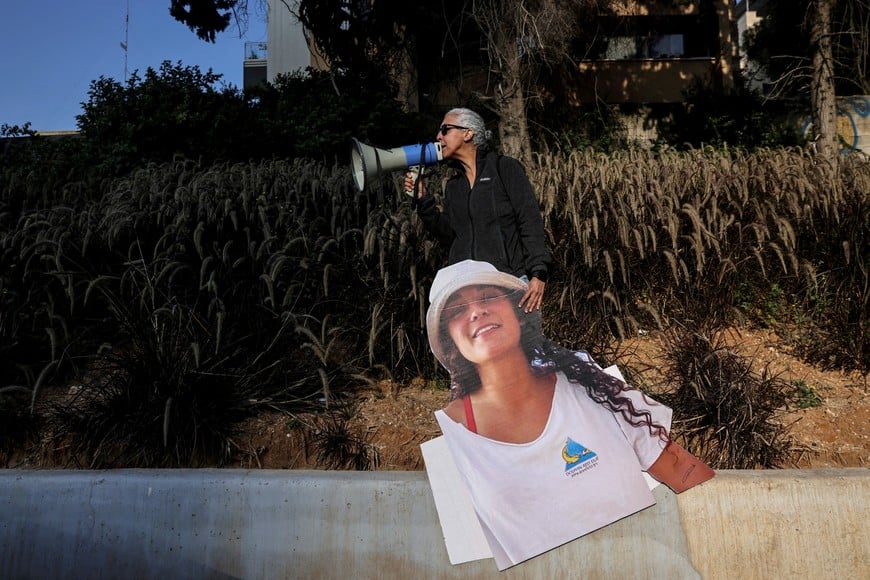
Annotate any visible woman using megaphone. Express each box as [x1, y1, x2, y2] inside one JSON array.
[[405, 108, 552, 314]]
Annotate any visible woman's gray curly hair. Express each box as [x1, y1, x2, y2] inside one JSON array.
[[446, 108, 491, 149]]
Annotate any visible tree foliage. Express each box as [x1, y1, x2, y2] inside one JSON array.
[[170, 0, 244, 42], [77, 61, 253, 173], [653, 81, 803, 150], [66, 61, 426, 176], [293, 1, 414, 72], [742, 0, 870, 158], [465, 0, 598, 161], [744, 0, 870, 97], [165, 1, 751, 157], [168, 1, 611, 161], [252, 68, 433, 159]]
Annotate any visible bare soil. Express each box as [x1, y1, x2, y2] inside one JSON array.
[[3, 327, 865, 471], [232, 328, 868, 471]]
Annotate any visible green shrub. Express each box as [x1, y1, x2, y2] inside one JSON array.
[[653, 82, 803, 150], [792, 380, 823, 409], [656, 323, 796, 469]]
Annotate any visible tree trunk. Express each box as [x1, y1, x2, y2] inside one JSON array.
[[480, 0, 532, 164], [811, 0, 839, 158], [496, 50, 532, 164]]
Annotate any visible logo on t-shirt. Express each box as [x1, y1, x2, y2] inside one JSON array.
[[562, 437, 598, 475]]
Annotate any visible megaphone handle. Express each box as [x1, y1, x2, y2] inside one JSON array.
[[405, 165, 422, 198]]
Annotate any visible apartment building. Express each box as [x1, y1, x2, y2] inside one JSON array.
[[243, 4, 318, 89], [571, 1, 736, 104], [249, 1, 737, 112], [734, 0, 771, 91]]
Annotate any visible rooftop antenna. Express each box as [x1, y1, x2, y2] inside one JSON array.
[[120, 0, 129, 81]]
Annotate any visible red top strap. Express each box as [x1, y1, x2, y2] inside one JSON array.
[[463, 395, 477, 433]]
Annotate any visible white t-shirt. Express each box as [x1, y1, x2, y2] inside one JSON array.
[[434, 371, 672, 570]]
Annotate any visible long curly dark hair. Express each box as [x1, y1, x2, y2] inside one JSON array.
[[438, 294, 668, 441]]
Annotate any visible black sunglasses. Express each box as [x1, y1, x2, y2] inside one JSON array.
[[439, 123, 469, 136]]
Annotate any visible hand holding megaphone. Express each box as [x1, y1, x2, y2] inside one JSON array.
[[351, 138, 443, 192], [403, 168, 425, 199]]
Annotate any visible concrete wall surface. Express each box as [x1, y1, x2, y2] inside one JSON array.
[[0, 468, 867, 579]]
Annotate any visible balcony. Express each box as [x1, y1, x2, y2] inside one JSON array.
[[245, 41, 268, 61], [244, 42, 268, 89], [575, 57, 718, 104]]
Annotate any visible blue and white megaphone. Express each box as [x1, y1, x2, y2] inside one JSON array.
[[351, 138, 443, 192]]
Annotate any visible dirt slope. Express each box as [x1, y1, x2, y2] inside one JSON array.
[[234, 328, 868, 471]]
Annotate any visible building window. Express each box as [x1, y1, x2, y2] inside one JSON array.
[[605, 34, 685, 59]]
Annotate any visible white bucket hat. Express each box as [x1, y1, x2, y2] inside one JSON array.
[[426, 260, 528, 367]]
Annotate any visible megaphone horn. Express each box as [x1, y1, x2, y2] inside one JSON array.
[[351, 138, 443, 192]]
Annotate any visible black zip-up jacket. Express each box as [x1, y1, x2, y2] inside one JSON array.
[[416, 150, 552, 281]]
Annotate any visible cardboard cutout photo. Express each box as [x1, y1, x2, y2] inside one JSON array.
[[421, 260, 714, 570]]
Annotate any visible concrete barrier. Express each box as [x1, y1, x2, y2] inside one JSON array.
[[1, 469, 867, 579]]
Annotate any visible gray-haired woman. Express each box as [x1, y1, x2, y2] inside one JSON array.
[[406, 108, 552, 313]]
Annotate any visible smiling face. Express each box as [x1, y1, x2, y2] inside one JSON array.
[[443, 285, 523, 365]]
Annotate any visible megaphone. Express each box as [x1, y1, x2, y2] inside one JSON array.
[[351, 138, 443, 192]]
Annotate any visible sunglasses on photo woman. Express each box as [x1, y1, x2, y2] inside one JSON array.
[[443, 289, 520, 322], [439, 124, 469, 136]]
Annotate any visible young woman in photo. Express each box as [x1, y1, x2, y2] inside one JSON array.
[[426, 259, 714, 569]]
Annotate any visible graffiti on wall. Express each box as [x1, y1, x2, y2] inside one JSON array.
[[802, 96, 870, 154]]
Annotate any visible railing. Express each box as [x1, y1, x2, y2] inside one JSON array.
[[575, 57, 718, 104], [245, 41, 268, 61]]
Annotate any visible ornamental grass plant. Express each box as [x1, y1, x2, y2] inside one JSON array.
[[1, 146, 866, 468]]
